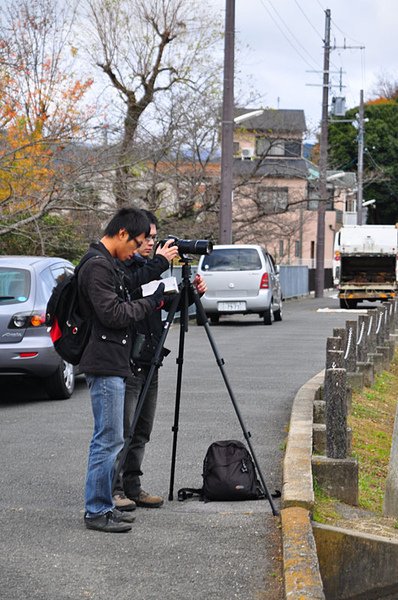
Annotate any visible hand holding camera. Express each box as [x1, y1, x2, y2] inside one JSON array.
[[156, 238, 179, 262]]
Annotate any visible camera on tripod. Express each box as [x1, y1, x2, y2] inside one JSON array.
[[159, 236, 213, 257]]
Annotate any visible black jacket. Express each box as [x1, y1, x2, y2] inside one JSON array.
[[122, 253, 172, 367], [77, 242, 154, 377]]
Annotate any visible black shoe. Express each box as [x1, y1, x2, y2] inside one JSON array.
[[84, 511, 132, 533], [112, 508, 136, 523]]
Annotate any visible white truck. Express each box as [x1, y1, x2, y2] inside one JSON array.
[[333, 224, 398, 309]]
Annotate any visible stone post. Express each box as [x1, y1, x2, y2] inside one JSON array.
[[384, 401, 398, 518], [345, 320, 357, 373], [367, 309, 384, 372], [325, 367, 348, 459], [356, 314, 369, 363]]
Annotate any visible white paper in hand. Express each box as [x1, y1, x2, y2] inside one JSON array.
[[141, 277, 179, 297]]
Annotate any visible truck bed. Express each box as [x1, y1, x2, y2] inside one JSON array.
[[340, 255, 396, 284]]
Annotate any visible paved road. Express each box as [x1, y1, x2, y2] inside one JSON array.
[[0, 294, 351, 600]]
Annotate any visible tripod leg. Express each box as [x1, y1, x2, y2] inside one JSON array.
[[168, 282, 189, 501], [112, 290, 182, 492], [192, 286, 279, 516]]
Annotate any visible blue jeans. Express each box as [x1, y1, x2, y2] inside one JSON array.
[[84, 375, 126, 517], [114, 369, 158, 497]]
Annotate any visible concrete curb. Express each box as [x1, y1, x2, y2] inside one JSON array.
[[281, 371, 326, 598], [281, 506, 325, 600]]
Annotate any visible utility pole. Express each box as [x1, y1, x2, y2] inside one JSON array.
[[315, 8, 331, 298], [219, 0, 235, 244], [357, 89, 364, 225]]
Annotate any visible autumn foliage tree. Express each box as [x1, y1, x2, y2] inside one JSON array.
[[0, 0, 94, 253]]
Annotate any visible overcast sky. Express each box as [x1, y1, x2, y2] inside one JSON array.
[[210, 0, 396, 138]]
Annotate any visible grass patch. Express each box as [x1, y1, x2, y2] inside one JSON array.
[[314, 353, 398, 520]]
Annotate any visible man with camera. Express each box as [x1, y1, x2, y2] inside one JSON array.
[[112, 211, 207, 511], [78, 208, 166, 533]]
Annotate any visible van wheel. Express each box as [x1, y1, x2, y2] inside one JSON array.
[[274, 301, 283, 321], [263, 306, 273, 325], [210, 314, 220, 324], [44, 361, 75, 400]]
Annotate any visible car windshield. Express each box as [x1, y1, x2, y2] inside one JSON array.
[[0, 267, 31, 304], [201, 249, 262, 271]]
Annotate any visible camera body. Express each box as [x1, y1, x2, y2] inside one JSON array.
[[160, 236, 213, 256]]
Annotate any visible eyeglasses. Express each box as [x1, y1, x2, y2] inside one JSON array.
[[133, 237, 144, 248], [145, 235, 158, 242]]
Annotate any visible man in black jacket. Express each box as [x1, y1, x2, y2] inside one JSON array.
[[78, 207, 165, 533], [113, 211, 206, 510]]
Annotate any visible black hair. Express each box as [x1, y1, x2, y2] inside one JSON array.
[[103, 207, 150, 239], [141, 209, 158, 228]]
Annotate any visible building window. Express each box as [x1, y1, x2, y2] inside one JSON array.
[[279, 240, 284, 257], [255, 137, 284, 157], [257, 186, 289, 214], [307, 185, 334, 211], [233, 141, 240, 156], [295, 240, 301, 257], [285, 141, 302, 157]]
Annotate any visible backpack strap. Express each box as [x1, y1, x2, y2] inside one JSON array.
[[177, 487, 204, 502]]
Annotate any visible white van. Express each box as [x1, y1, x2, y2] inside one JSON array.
[[197, 244, 283, 325]]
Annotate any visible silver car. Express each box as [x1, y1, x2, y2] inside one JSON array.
[[197, 244, 283, 325], [0, 256, 76, 399]]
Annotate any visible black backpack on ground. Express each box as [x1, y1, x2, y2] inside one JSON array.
[[178, 440, 265, 502], [45, 253, 97, 365]]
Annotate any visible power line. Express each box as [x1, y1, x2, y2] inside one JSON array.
[[258, 0, 319, 72], [293, 0, 323, 41]]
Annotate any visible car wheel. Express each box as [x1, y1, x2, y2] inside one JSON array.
[[263, 305, 273, 325], [210, 314, 220, 324], [44, 361, 75, 400], [274, 300, 283, 321]]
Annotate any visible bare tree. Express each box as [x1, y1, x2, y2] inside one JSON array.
[[371, 72, 398, 100], [82, 0, 222, 207]]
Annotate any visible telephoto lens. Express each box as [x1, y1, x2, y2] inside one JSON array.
[[177, 239, 213, 255], [159, 237, 213, 256]]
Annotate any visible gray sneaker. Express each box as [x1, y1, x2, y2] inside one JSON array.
[[113, 508, 136, 524], [84, 511, 132, 533]]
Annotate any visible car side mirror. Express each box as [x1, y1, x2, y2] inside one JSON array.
[[274, 265, 280, 275]]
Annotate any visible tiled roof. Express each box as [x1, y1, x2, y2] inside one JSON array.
[[233, 157, 310, 179], [234, 108, 307, 133]]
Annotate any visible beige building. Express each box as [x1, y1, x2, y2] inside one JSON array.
[[231, 108, 357, 271]]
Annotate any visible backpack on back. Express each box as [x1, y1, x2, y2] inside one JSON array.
[[178, 440, 265, 502], [45, 254, 94, 365]]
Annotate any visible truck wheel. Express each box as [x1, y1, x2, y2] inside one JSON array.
[[44, 361, 75, 400]]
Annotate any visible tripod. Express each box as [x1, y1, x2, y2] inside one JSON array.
[[112, 256, 279, 516]]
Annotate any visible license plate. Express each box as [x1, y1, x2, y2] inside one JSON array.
[[218, 301, 246, 311]]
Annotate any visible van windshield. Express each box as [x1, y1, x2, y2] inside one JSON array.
[[201, 248, 262, 271]]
